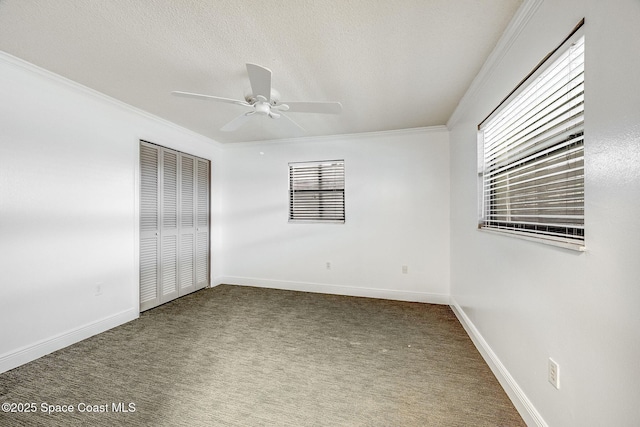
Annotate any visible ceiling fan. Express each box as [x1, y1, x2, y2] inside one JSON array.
[[172, 63, 343, 132]]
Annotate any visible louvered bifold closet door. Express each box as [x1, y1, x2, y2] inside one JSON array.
[[160, 149, 180, 303], [140, 141, 210, 311], [195, 159, 210, 289], [140, 143, 161, 311], [178, 154, 197, 296]]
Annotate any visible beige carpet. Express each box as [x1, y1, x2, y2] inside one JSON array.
[[0, 285, 525, 426]]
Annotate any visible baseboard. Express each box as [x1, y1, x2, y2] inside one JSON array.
[[218, 276, 450, 305], [211, 276, 226, 287], [449, 297, 547, 427], [0, 308, 138, 374]]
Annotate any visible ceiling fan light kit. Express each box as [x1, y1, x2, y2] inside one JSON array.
[[172, 63, 342, 132]]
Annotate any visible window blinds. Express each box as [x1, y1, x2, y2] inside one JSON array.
[[479, 31, 585, 249], [289, 160, 345, 222]]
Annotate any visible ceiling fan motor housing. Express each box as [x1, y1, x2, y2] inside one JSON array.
[[244, 88, 281, 106], [254, 102, 271, 116]]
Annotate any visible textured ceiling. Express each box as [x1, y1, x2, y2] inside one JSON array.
[[0, 0, 522, 143]]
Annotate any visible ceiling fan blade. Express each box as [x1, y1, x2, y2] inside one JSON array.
[[278, 113, 305, 133], [280, 101, 343, 114], [172, 91, 250, 107], [220, 112, 255, 132], [246, 63, 272, 102]]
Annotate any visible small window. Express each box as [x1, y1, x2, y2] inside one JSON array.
[[289, 160, 345, 223], [478, 23, 585, 250]]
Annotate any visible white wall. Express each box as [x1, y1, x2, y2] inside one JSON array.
[[219, 128, 450, 303], [448, 0, 640, 425], [0, 53, 223, 373], [8, 2, 640, 423]]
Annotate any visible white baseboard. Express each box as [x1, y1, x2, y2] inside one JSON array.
[[218, 276, 450, 305], [211, 276, 226, 287], [449, 297, 546, 427], [0, 308, 138, 374]]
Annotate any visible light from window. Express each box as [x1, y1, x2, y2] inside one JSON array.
[[289, 160, 345, 223], [478, 27, 585, 250]]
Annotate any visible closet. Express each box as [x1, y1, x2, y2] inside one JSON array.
[[139, 141, 210, 311]]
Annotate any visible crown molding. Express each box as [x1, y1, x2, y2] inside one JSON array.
[[446, 0, 544, 129], [224, 125, 449, 148], [0, 50, 222, 148], [0, 49, 447, 148]]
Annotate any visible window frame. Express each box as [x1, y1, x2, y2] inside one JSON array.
[[477, 21, 585, 251], [288, 159, 345, 223]]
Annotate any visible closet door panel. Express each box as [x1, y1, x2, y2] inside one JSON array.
[[195, 159, 210, 289], [140, 141, 209, 310], [140, 143, 160, 311], [179, 155, 196, 295], [160, 149, 179, 302]]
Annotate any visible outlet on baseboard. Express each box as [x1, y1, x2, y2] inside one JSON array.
[[95, 283, 103, 296], [401, 265, 408, 274], [326, 261, 331, 270], [548, 358, 560, 389]]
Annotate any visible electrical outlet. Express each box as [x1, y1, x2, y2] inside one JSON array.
[[326, 262, 331, 270], [402, 265, 408, 274], [548, 358, 560, 389], [95, 283, 103, 296]]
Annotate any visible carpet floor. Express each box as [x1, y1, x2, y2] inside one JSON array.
[[0, 285, 525, 426]]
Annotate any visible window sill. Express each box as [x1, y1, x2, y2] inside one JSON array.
[[288, 220, 345, 224], [478, 227, 585, 252]]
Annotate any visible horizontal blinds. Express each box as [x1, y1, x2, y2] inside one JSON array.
[[480, 34, 585, 248], [289, 160, 345, 222]]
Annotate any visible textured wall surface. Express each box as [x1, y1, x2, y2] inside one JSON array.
[[220, 128, 450, 303], [448, 0, 640, 425], [0, 54, 223, 372]]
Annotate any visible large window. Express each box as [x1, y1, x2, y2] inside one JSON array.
[[289, 160, 345, 223], [478, 23, 585, 250]]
